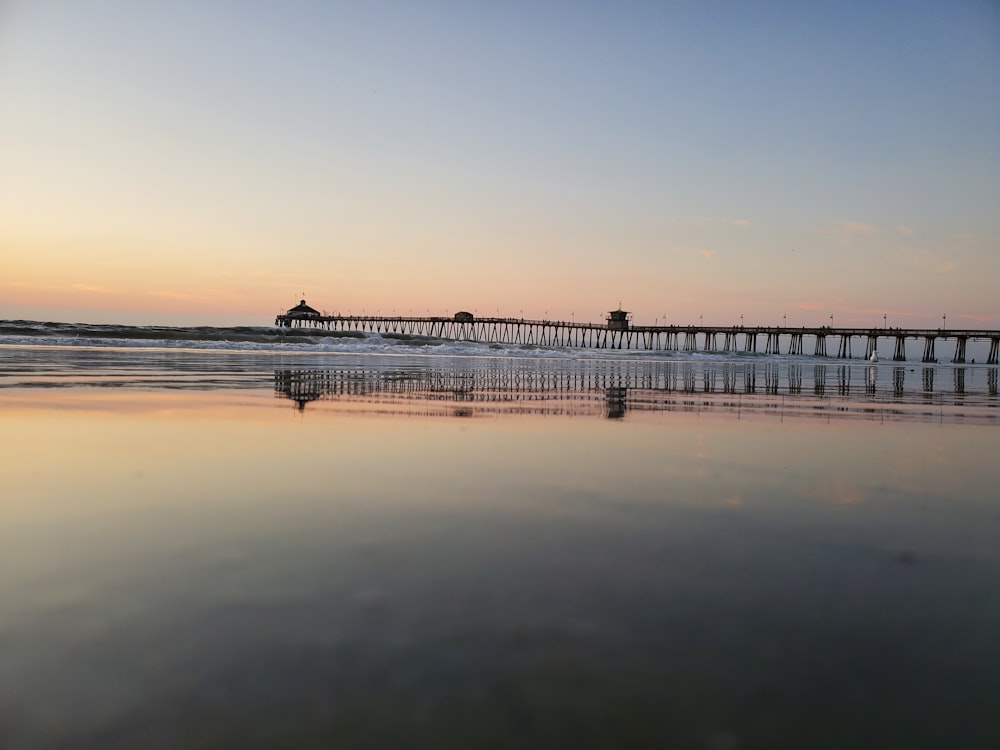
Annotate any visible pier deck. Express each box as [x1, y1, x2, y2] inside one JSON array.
[[274, 313, 1000, 364]]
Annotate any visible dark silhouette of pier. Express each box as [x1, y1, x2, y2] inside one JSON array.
[[275, 306, 1000, 364]]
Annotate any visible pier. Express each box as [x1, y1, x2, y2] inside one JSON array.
[[275, 305, 1000, 364]]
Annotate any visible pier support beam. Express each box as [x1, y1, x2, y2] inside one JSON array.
[[952, 336, 968, 363], [893, 336, 906, 361], [865, 334, 878, 360], [789, 333, 803, 355], [922, 336, 937, 363], [837, 335, 851, 359], [989, 337, 999, 365], [814, 334, 827, 357]]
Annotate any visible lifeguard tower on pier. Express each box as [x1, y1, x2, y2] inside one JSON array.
[[607, 308, 631, 331]]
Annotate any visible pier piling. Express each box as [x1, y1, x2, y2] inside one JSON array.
[[273, 309, 1000, 363]]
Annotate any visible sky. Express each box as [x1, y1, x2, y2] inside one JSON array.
[[1, 0, 998, 328]]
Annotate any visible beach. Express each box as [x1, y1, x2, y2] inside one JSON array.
[[4, 0, 998, 744], [1, 338, 998, 748]]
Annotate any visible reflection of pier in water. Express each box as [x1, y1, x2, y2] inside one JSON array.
[[275, 362, 998, 423]]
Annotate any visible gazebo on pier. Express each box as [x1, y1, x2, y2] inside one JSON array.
[[278, 299, 321, 327]]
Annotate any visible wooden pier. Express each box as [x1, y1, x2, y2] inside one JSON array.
[[275, 307, 1000, 364]]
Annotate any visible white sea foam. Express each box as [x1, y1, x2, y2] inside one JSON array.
[[0, 330, 751, 362], [1, 319, 993, 364]]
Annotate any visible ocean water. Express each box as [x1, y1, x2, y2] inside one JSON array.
[[1, 323, 998, 748]]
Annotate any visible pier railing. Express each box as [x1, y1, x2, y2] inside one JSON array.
[[274, 313, 1000, 364]]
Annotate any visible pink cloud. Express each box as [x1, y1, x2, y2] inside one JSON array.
[[699, 249, 715, 259], [954, 313, 995, 323]]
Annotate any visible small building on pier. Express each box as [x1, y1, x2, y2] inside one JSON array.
[[607, 308, 631, 331], [286, 299, 321, 320]]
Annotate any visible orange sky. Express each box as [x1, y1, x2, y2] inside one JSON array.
[[2, 2, 997, 328]]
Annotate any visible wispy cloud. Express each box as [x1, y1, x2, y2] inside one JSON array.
[[249, 268, 318, 279], [860, 307, 919, 319], [659, 216, 752, 228], [953, 313, 996, 324], [899, 247, 957, 274], [793, 296, 845, 312], [71, 283, 114, 293], [897, 225, 915, 238], [6, 280, 114, 294], [833, 220, 877, 245], [147, 289, 204, 301], [699, 249, 715, 259]]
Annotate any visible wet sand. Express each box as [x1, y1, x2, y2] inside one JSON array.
[[1, 348, 998, 748]]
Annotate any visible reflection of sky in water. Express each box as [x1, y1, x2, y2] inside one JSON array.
[[1, 351, 998, 747]]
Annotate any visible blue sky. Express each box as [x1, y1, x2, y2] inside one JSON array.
[[1, 0, 997, 326]]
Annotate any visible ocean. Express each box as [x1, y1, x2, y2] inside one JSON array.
[[1, 320, 998, 748]]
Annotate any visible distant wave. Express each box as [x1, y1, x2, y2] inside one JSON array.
[[2, 319, 996, 367], [0, 319, 752, 361]]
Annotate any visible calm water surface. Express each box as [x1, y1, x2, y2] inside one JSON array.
[[1, 346, 998, 748]]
